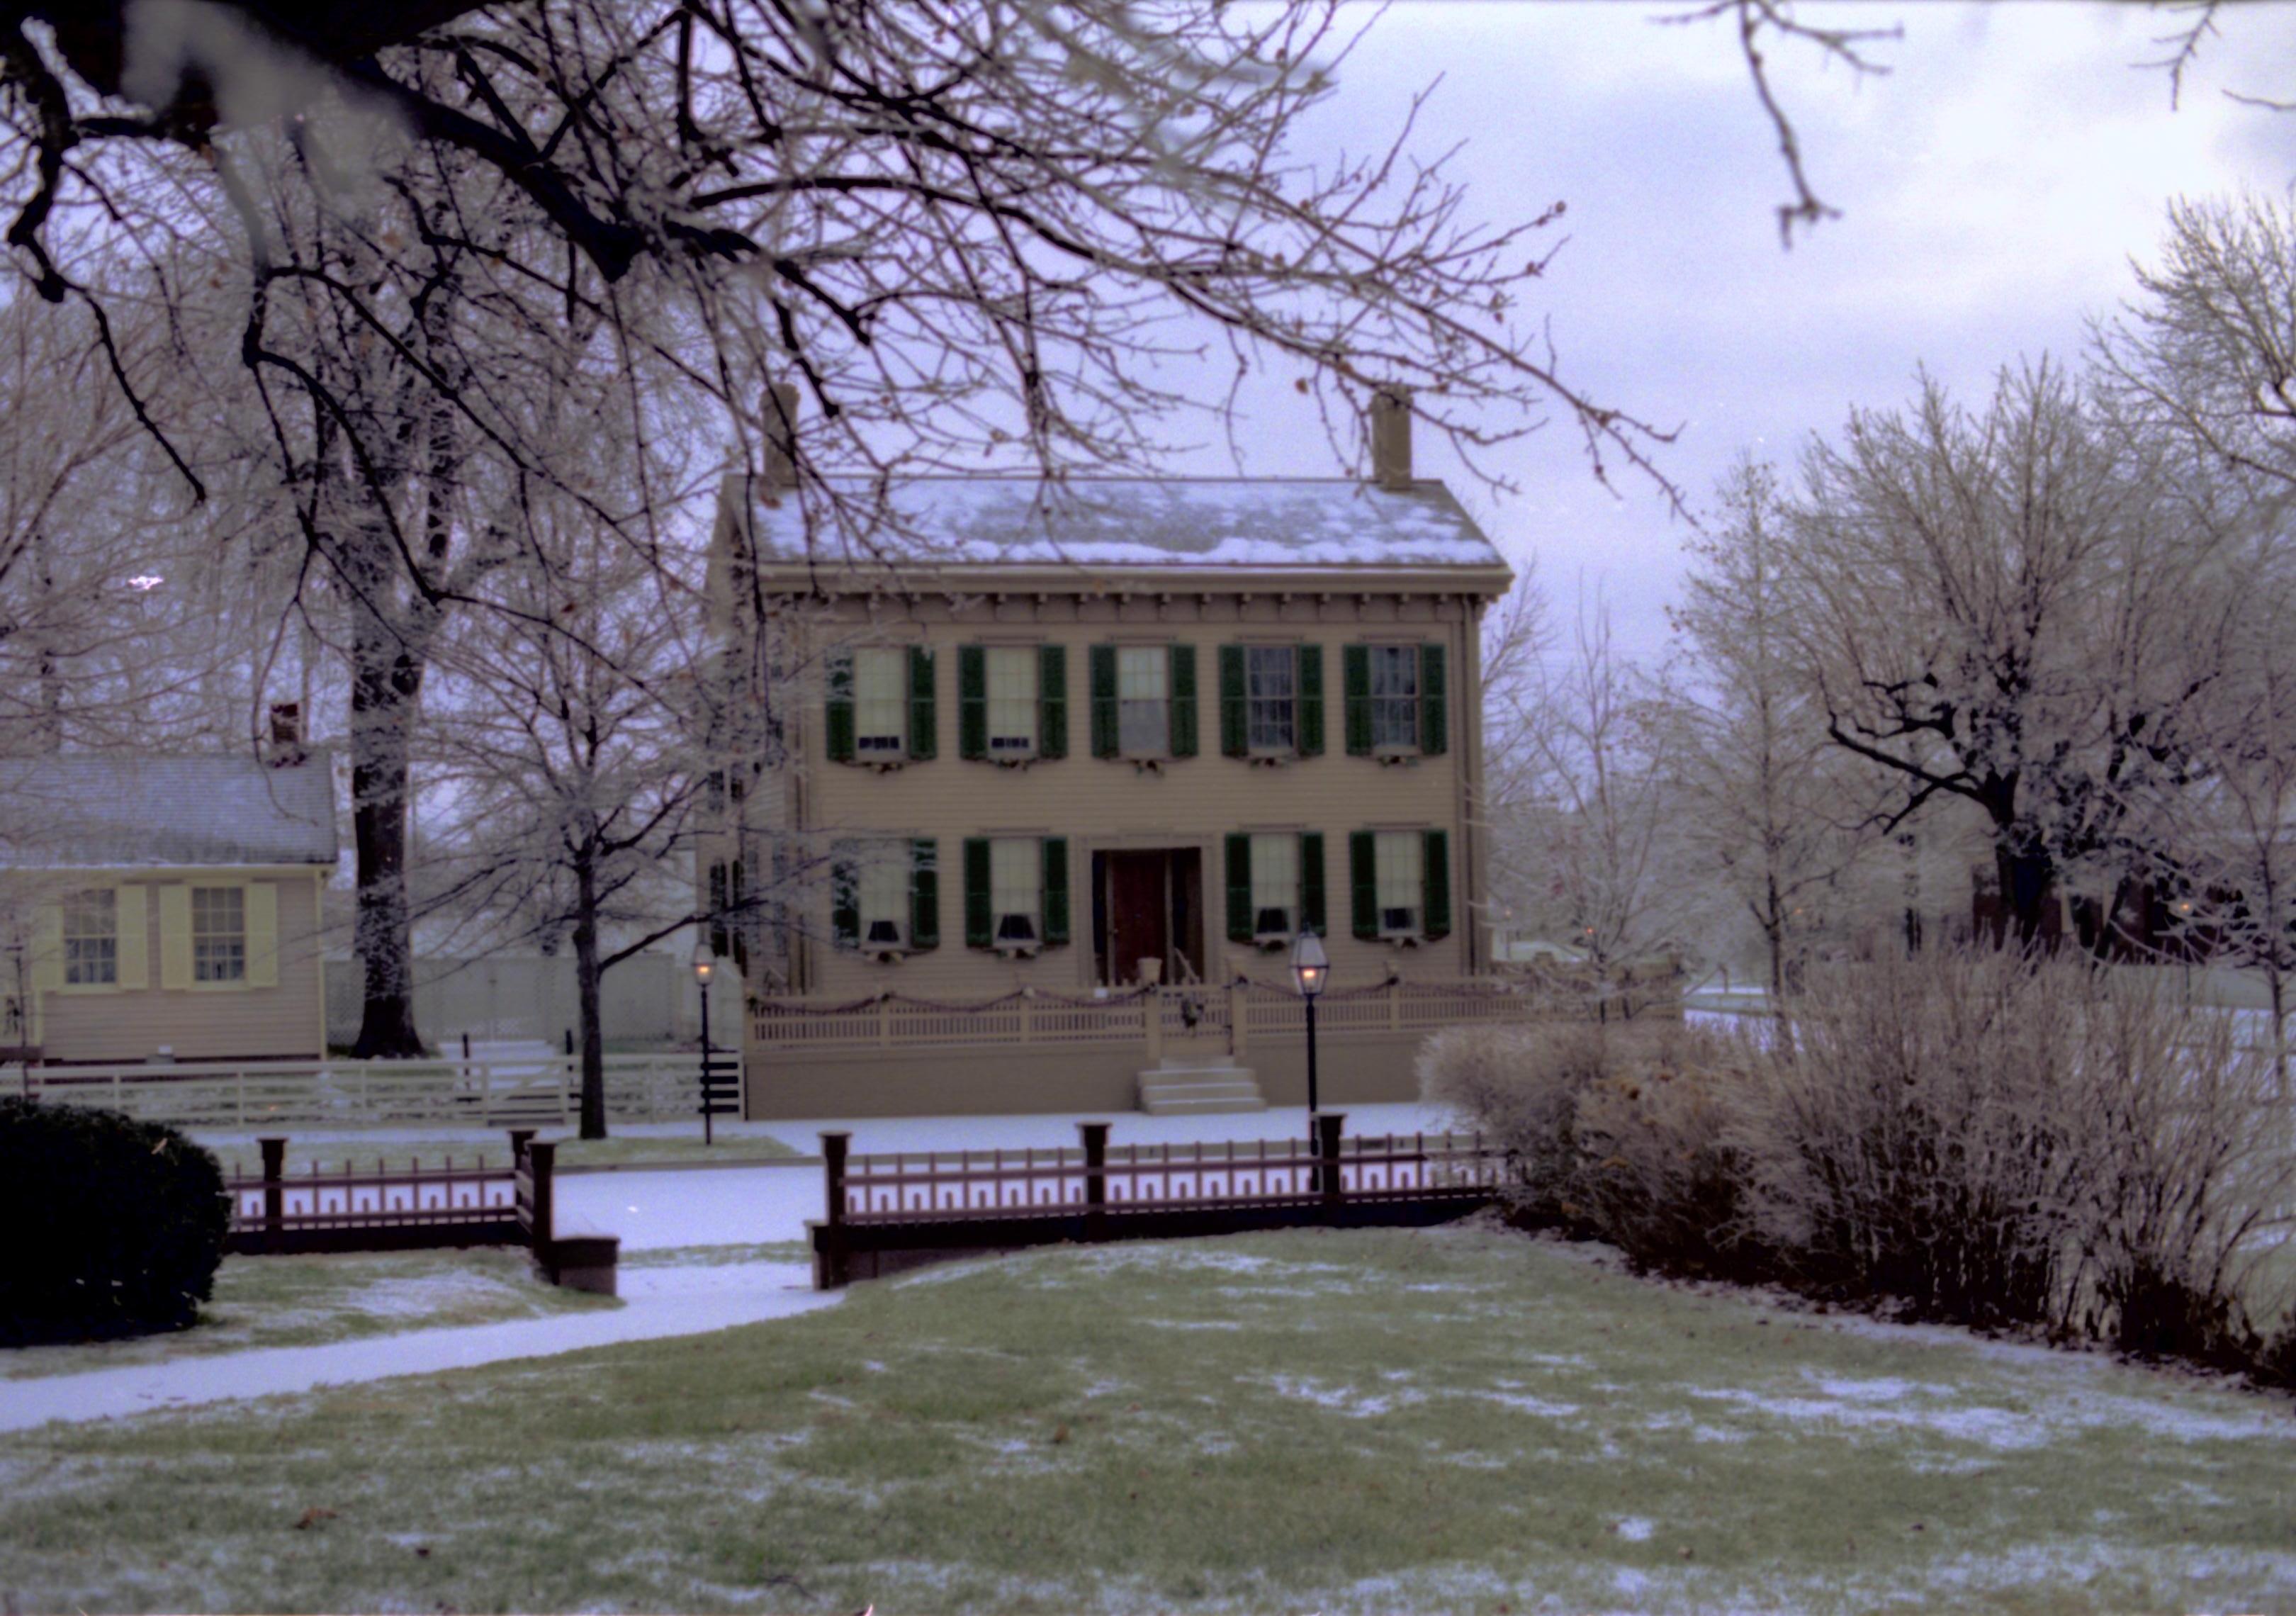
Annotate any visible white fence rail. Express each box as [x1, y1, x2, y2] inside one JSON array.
[[9, 1052, 731, 1130]]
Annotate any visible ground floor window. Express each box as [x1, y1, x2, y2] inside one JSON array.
[[192, 886, 247, 984], [63, 889, 117, 986], [991, 837, 1042, 944], [1249, 833, 1300, 938], [1374, 831, 1424, 936]]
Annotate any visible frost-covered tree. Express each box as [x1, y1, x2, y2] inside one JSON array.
[[1780, 361, 2233, 946]]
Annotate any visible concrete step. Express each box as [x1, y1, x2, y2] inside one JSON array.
[[1137, 1066, 1265, 1116]]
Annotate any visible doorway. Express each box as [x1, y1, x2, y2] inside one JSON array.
[[1092, 848, 1205, 987]]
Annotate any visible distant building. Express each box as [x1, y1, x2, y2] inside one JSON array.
[[1, 744, 336, 1064], [702, 393, 1531, 1118]]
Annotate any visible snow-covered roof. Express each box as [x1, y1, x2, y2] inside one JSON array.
[[0, 751, 338, 869], [728, 474, 1511, 585]]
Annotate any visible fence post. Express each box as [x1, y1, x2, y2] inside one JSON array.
[[1229, 981, 1248, 1059], [821, 1130, 852, 1289], [1318, 1112, 1344, 1220], [259, 1135, 286, 1252], [527, 1140, 556, 1259], [1079, 1121, 1109, 1243], [1142, 989, 1163, 1067], [508, 1128, 535, 1171]]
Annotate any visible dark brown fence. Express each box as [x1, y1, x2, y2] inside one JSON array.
[[223, 1129, 548, 1255], [810, 1114, 1508, 1287]]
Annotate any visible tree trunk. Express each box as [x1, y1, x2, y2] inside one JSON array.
[[348, 605, 427, 1058], [572, 853, 607, 1140]]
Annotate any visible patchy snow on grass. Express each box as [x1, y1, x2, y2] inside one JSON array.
[[1614, 1515, 1655, 1541], [1248, 1373, 1427, 1418]]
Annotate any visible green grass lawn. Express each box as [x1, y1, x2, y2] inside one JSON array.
[[0, 1250, 619, 1381], [197, 1130, 802, 1178], [5, 1223, 2294, 1613]]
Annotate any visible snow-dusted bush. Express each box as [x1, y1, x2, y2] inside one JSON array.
[[1419, 1022, 1616, 1226], [1570, 1024, 1772, 1281], [0, 1099, 228, 1345]]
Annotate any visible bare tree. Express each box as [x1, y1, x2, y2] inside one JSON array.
[[1497, 588, 1682, 984], [1780, 361, 2232, 946], [1656, 458, 1886, 1006], [421, 493, 715, 1138]]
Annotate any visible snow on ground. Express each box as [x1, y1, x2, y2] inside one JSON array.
[[0, 1261, 834, 1435]]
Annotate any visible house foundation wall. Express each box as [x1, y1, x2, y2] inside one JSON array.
[[741, 1031, 1437, 1119]]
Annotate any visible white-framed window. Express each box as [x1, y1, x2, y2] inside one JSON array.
[[854, 647, 906, 756], [859, 853, 908, 949], [1249, 833, 1299, 938], [1368, 645, 1420, 751], [1247, 646, 1295, 753], [991, 836, 1042, 946], [63, 888, 117, 987], [1118, 645, 1169, 756], [1374, 830, 1424, 936], [192, 885, 247, 984], [987, 646, 1038, 757]]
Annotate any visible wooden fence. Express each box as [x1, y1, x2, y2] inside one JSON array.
[[12, 1051, 731, 1130], [754, 971, 1677, 1063], [223, 1128, 541, 1255], [810, 1114, 1509, 1287]]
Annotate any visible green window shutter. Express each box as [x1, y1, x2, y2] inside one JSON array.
[[1349, 831, 1378, 939], [1420, 643, 1448, 756], [1225, 834, 1253, 941], [1343, 644, 1372, 756], [1298, 644, 1324, 757], [825, 652, 855, 764], [909, 839, 940, 950], [957, 646, 987, 761], [963, 838, 993, 947], [1169, 644, 1198, 757], [1039, 644, 1068, 759], [1423, 829, 1451, 939], [830, 855, 860, 949], [906, 647, 936, 761], [1301, 832, 1327, 936], [1218, 645, 1248, 757], [1042, 837, 1071, 946], [1089, 644, 1118, 758]]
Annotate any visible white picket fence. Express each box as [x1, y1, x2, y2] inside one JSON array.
[[6, 1051, 734, 1130]]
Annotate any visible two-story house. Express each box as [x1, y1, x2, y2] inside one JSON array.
[[705, 395, 1526, 1118]]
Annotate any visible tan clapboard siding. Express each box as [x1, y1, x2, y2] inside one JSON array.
[[784, 593, 1478, 1001], [34, 873, 327, 1062]]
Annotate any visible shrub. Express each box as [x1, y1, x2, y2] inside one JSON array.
[[0, 1098, 229, 1346], [1419, 1022, 1622, 1227], [1570, 1026, 1773, 1281]]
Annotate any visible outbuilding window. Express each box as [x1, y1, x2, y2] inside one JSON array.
[[62, 890, 117, 987]]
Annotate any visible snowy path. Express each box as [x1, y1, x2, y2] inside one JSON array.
[[0, 1262, 835, 1435]]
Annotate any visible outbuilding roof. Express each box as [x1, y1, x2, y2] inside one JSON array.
[[725, 473, 1512, 588], [0, 751, 338, 870]]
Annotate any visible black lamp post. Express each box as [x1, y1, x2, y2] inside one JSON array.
[[692, 942, 716, 1146], [1291, 928, 1328, 1185]]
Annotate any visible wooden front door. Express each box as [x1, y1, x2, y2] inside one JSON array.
[[1105, 851, 1171, 987], [1094, 848, 1207, 987]]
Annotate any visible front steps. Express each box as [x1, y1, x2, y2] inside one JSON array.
[[1137, 1058, 1266, 1116]]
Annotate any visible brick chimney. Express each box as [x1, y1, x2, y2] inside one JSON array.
[[266, 702, 305, 768], [1369, 386, 1413, 490], [762, 381, 799, 493]]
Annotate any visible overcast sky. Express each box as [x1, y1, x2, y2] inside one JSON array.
[[1164, 1, 2296, 663]]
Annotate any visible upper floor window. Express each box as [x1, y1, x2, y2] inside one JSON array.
[[987, 646, 1039, 757], [1219, 644, 1323, 758], [192, 886, 247, 984], [826, 645, 935, 765], [63, 889, 117, 987], [1344, 643, 1447, 758], [1090, 644, 1198, 760], [1247, 648, 1295, 752], [1118, 646, 1169, 756], [852, 649, 907, 756], [1368, 646, 1419, 751]]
